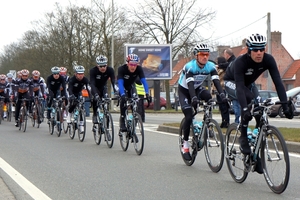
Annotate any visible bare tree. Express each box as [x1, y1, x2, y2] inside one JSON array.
[[131, 0, 216, 108]]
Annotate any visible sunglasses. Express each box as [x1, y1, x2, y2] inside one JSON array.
[[53, 73, 59, 75], [198, 52, 210, 57], [250, 48, 265, 52], [98, 65, 107, 68]]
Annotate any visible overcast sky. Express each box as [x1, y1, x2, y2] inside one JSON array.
[[1, 0, 299, 59]]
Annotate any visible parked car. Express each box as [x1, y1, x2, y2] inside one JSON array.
[[144, 97, 166, 110], [229, 90, 277, 114], [258, 90, 278, 101], [268, 87, 300, 118]]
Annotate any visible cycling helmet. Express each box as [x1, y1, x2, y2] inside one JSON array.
[[74, 65, 85, 74], [32, 70, 40, 77], [51, 66, 61, 74], [126, 54, 140, 64], [96, 55, 108, 66], [6, 73, 13, 78], [246, 33, 267, 48], [0, 74, 6, 80], [193, 43, 210, 55], [21, 69, 30, 76], [60, 67, 67, 73]]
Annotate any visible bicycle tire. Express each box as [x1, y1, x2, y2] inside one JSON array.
[[225, 123, 248, 183], [31, 105, 37, 127], [77, 109, 86, 142], [0, 102, 3, 124], [132, 113, 144, 155], [62, 109, 68, 134], [203, 118, 224, 173], [68, 122, 75, 139], [104, 112, 114, 148], [179, 117, 198, 166], [36, 103, 43, 128], [93, 123, 101, 145], [261, 125, 290, 194], [55, 107, 62, 137], [7, 103, 12, 122], [119, 116, 129, 151], [21, 107, 27, 132]]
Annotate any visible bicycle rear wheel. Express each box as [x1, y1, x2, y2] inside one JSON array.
[[7, 103, 12, 122], [119, 116, 129, 151], [132, 113, 144, 155], [179, 118, 198, 166], [203, 118, 224, 173], [77, 109, 86, 142], [62, 109, 68, 134], [225, 123, 248, 183], [261, 125, 290, 194], [55, 108, 62, 137], [104, 112, 114, 148]]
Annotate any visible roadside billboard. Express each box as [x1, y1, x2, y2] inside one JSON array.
[[125, 44, 172, 80]]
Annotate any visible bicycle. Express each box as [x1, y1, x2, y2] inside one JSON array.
[[225, 99, 290, 194], [18, 98, 30, 132], [6, 99, 14, 122], [178, 99, 224, 172], [67, 96, 86, 142], [31, 96, 44, 128], [118, 95, 145, 155], [92, 96, 117, 148], [48, 96, 63, 137]]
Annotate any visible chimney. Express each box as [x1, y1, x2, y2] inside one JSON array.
[[272, 31, 282, 44]]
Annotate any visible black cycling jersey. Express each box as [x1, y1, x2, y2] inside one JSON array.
[[117, 64, 146, 96], [224, 53, 287, 109], [89, 66, 116, 95], [30, 77, 46, 96], [46, 75, 67, 97], [13, 78, 33, 96], [68, 76, 90, 96]]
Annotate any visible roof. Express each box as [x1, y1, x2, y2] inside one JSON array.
[[282, 60, 300, 79], [169, 57, 191, 86]]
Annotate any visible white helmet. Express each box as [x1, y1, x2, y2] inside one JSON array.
[[193, 43, 210, 55], [96, 55, 108, 66], [74, 65, 85, 74], [246, 33, 267, 48]]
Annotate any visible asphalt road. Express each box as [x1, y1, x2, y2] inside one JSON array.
[[0, 113, 299, 199]]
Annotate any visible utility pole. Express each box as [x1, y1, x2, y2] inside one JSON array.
[[267, 12, 272, 90]]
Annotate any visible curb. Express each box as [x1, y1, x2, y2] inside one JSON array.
[[157, 125, 300, 154]]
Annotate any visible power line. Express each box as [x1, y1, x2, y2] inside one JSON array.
[[211, 15, 267, 43]]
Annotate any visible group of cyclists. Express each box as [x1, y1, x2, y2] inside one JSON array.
[[0, 53, 151, 135]]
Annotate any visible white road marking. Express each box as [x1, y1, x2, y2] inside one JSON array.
[[0, 157, 51, 200]]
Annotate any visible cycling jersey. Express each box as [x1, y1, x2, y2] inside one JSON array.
[[68, 76, 90, 97], [224, 53, 287, 109], [46, 75, 67, 97], [89, 66, 117, 96], [31, 77, 46, 96]]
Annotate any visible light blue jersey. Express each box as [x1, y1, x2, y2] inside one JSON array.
[[178, 59, 219, 89]]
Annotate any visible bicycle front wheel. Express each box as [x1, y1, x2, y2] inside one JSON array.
[[104, 112, 114, 148], [203, 118, 224, 173], [131, 113, 144, 155], [261, 125, 290, 194], [225, 123, 248, 183], [77, 109, 86, 142], [55, 108, 62, 137], [20, 107, 27, 132], [7, 103, 12, 122], [179, 118, 198, 166], [119, 116, 129, 151], [31, 105, 37, 127], [93, 123, 101, 145]]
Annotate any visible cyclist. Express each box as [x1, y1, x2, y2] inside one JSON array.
[[67, 66, 91, 133], [178, 43, 227, 161], [224, 33, 293, 173], [30, 70, 46, 122], [90, 55, 118, 124], [117, 53, 150, 132], [0, 74, 10, 118], [46, 66, 67, 123], [59, 67, 70, 84], [13, 69, 33, 127]]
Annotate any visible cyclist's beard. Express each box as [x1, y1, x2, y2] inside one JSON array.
[[196, 60, 205, 68]]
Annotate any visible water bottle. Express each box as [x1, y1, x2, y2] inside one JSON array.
[[193, 120, 203, 134], [127, 114, 133, 126], [251, 128, 259, 143], [99, 113, 104, 123], [74, 110, 79, 120], [247, 128, 253, 143]]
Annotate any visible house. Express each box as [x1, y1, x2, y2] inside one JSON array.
[[169, 31, 300, 93]]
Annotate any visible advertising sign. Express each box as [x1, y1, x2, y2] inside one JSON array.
[[125, 44, 172, 80]]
